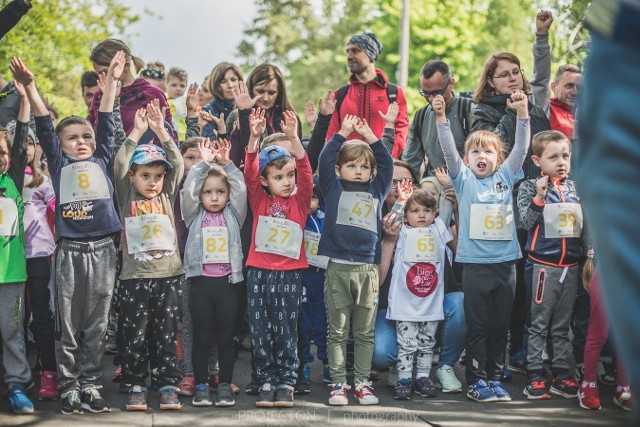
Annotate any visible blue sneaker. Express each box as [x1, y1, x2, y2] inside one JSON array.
[[9, 384, 35, 414], [467, 379, 498, 402], [507, 350, 527, 374], [323, 364, 331, 384], [489, 380, 512, 402], [302, 364, 310, 383]]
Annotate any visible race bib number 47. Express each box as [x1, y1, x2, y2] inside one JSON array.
[[255, 216, 303, 259], [469, 204, 513, 240], [336, 192, 378, 233], [59, 162, 110, 204], [125, 214, 175, 254]]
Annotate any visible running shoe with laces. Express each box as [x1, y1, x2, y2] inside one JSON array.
[[489, 380, 512, 402], [294, 375, 311, 395], [394, 378, 412, 400], [414, 377, 438, 397], [39, 370, 59, 401], [159, 385, 182, 410], [274, 384, 294, 408], [245, 377, 261, 395], [578, 382, 601, 410], [467, 379, 498, 403], [177, 375, 196, 396], [435, 365, 462, 393], [328, 383, 350, 406], [215, 383, 236, 407], [256, 383, 275, 408], [523, 376, 551, 400], [80, 385, 111, 413], [507, 350, 527, 374], [354, 380, 379, 405], [126, 385, 147, 411], [613, 386, 633, 411], [550, 374, 579, 398], [8, 384, 34, 415], [192, 383, 212, 407], [61, 388, 83, 415]]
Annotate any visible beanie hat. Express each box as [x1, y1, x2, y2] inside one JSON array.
[[347, 32, 383, 62]]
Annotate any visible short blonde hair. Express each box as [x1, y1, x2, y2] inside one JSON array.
[[336, 140, 376, 172], [464, 130, 507, 165]]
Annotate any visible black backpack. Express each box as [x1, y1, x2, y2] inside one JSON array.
[[413, 93, 473, 141], [335, 83, 398, 114]]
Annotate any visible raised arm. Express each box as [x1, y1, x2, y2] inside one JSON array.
[[0, 0, 31, 41], [433, 95, 464, 178], [379, 102, 399, 154], [114, 108, 148, 196], [530, 10, 553, 114], [504, 92, 531, 175], [180, 159, 209, 226], [8, 81, 29, 188], [307, 90, 336, 171]]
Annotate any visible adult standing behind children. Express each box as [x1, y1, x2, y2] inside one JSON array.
[[326, 32, 409, 159], [548, 65, 581, 140], [200, 62, 243, 140]]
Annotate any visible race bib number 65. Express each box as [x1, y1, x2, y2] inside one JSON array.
[[404, 227, 441, 263]]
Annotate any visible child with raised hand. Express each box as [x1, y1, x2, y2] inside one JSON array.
[[244, 107, 313, 408], [387, 178, 453, 400], [434, 91, 530, 403], [180, 137, 246, 408], [0, 77, 34, 415], [318, 114, 394, 406], [14, 53, 124, 415], [114, 102, 184, 412]]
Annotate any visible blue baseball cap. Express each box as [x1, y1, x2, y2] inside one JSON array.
[[128, 144, 173, 170], [258, 145, 293, 175]]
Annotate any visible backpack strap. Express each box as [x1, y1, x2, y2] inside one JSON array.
[[457, 96, 473, 138], [335, 85, 350, 115], [386, 83, 398, 104], [413, 104, 430, 142]]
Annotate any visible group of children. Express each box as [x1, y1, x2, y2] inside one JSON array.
[[0, 49, 632, 418]]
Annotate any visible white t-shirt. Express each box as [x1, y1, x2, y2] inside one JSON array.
[[386, 217, 452, 322]]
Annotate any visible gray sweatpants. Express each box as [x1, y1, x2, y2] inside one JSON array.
[[0, 282, 32, 386], [54, 237, 116, 392], [526, 261, 578, 372]]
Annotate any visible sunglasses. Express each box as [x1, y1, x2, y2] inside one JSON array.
[[140, 68, 165, 80], [418, 79, 451, 98]]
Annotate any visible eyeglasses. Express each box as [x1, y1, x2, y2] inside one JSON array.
[[140, 68, 165, 80], [418, 79, 451, 98], [492, 69, 523, 80]]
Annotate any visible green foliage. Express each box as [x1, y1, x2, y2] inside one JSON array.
[[0, 0, 139, 117]]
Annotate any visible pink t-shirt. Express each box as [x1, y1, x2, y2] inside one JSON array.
[[201, 211, 232, 278]]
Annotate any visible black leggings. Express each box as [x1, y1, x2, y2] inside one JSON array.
[[26, 256, 57, 372], [190, 275, 240, 385]]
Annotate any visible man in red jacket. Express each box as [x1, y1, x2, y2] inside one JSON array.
[[550, 64, 581, 140], [327, 32, 409, 159]]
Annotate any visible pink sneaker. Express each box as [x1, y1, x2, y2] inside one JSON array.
[[613, 387, 634, 411], [38, 370, 59, 401], [177, 375, 196, 396]]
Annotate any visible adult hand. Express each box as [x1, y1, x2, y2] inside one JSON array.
[[382, 211, 402, 242], [232, 81, 259, 110], [378, 101, 399, 127], [318, 90, 336, 116], [280, 110, 298, 140], [9, 57, 34, 86], [536, 10, 553, 35]]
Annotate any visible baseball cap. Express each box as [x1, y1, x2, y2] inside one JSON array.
[[258, 145, 293, 175], [128, 144, 173, 170]]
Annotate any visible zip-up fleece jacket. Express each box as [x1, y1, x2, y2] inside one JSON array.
[[517, 177, 591, 267]]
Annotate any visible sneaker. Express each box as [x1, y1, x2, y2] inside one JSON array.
[[80, 385, 111, 413], [274, 385, 294, 408], [192, 383, 212, 407], [354, 380, 379, 405], [294, 376, 310, 395], [489, 380, 512, 402], [112, 365, 122, 383], [394, 378, 412, 400], [230, 383, 240, 394], [323, 364, 331, 384], [467, 379, 498, 403], [61, 388, 83, 415], [458, 351, 466, 366], [302, 364, 310, 383], [507, 351, 527, 374], [328, 383, 350, 406], [208, 374, 219, 392], [414, 377, 438, 397], [1, 380, 34, 400], [578, 382, 601, 410], [104, 334, 118, 354], [246, 378, 260, 395], [613, 387, 633, 411], [256, 383, 275, 408], [178, 375, 196, 396], [435, 365, 462, 393], [39, 371, 59, 401], [523, 377, 551, 400], [501, 367, 513, 383], [550, 374, 579, 398], [215, 383, 236, 407], [119, 382, 133, 394], [599, 360, 617, 386], [159, 385, 182, 410], [8, 384, 34, 415], [126, 386, 147, 411]]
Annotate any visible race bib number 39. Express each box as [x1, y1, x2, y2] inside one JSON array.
[[202, 227, 230, 264], [336, 192, 378, 233], [255, 216, 303, 259], [125, 214, 176, 254], [469, 204, 513, 240], [0, 198, 19, 236], [59, 161, 110, 204], [304, 231, 329, 269], [544, 203, 583, 239], [404, 227, 441, 263]]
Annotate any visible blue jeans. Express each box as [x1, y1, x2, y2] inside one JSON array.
[[438, 291, 466, 368], [372, 308, 397, 370], [575, 13, 640, 396]]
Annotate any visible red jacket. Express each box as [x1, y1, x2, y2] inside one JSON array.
[[327, 69, 409, 158], [549, 98, 575, 140]]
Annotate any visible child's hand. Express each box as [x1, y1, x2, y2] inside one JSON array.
[[318, 90, 336, 116], [507, 91, 529, 118], [212, 112, 227, 135], [396, 178, 413, 204], [198, 138, 216, 163], [432, 95, 446, 121], [434, 167, 452, 186], [233, 81, 259, 110], [353, 118, 377, 144], [280, 110, 298, 140], [214, 138, 232, 165], [133, 107, 149, 133], [250, 107, 266, 138], [12, 80, 28, 99], [444, 187, 458, 209], [338, 114, 358, 137], [535, 175, 549, 202], [186, 83, 199, 114], [536, 10, 553, 35], [108, 50, 126, 81], [304, 100, 317, 129], [379, 101, 399, 128], [9, 57, 34, 86], [146, 101, 165, 134]]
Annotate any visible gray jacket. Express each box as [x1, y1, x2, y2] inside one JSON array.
[[181, 160, 247, 283]]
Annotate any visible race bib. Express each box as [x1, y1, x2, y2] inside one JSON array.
[[544, 203, 583, 239], [304, 230, 329, 269], [255, 216, 303, 259], [404, 227, 441, 263], [202, 227, 230, 264], [469, 204, 513, 240], [336, 192, 378, 233], [125, 214, 175, 254], [59, 161, 110, 204], [0, 198, 19, 236]]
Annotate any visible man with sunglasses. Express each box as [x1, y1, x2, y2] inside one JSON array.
[[402, 60, 472, 178]]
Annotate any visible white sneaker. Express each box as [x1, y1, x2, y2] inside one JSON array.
[[354, 380, 379, 405], [435, 365, 462, 393], [328, 383, 350, 406]]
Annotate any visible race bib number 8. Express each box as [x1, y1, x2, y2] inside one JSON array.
[[0, 198, 19, 236], [255, 216, 303, 259], [60, 162, 110, 204], [404, 227, 441, 263], [125, 214, 175, 254], [469, 204, 513, 240], [202, 227, 230, 264], [304, 230, 329, 269], [544, 203, 583, 239], [336, 192, 378, 233]]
